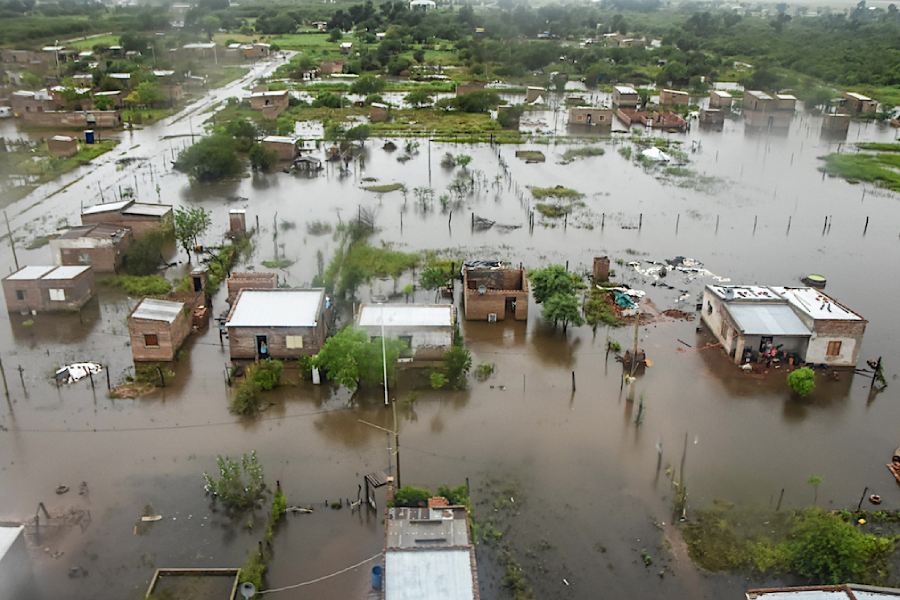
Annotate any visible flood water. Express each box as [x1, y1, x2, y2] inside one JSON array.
[[2, 58, 900, 599]]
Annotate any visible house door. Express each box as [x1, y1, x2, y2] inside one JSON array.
[[586, 113, 592, 125], [256, 335, 270, 359], [505, 297, 516, 316], [759, 336, 773, 352]]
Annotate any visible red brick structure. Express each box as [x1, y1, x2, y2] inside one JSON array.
[[2, 265, 94, 313], [568, 106, 612, 128], [226, 272, 277, 304], [225, 289, 330, 360], [80, 200, 173, 239], [249, 90, 289, 119], [50, 223, 133, 273], [127, 298, 192, 362], [47, 135, 78, 157], [463, 264, 528, 321]]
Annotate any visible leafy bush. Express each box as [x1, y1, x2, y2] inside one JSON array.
[[122, 229, 169, 276], [475, 362, 494, 381], [430, 371, 448, 389], [444, 345, 472, 389], [202, 451, 265, 510], [314, 327, 407, 391], [393, 485, 432, 507], [105, 274, 171, 296], [787, 367, 816, 397], [252, 359, 283, 391], [249, 143, 279, 172], [231, 360, 283, 415]]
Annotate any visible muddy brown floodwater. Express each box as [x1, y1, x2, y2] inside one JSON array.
[[1, 67, 900, 599]]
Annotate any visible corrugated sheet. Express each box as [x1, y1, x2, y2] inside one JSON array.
[[226, 290, 323, 328], [724, 303, 810, 336], [385, 549, 474, 600], [132, 298, 185, 323], [358, 304, 453, 328]]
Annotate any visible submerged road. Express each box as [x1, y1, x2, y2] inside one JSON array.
[[5, 54, 290, 238]]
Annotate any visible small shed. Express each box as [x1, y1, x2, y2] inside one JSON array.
[[821, 113, 850, 136], [699, 108, 725, 128], [709, 90, 733, 109], [47, 135, 78, 157], [455, 81, 485, 96], [525, 86, 546, 104], [261, 135, 299, 161], [463, 262, 528, 321], [2, 265, 94, 313], [249, 90, 289, 118], [612, 85, 639, 108], [228, 209, 246, 236], [226, 272, 277, 304], [50, 223, 133, 273], [128, 298, 191, 362], [225, 289, 330, 360], [660, 89, 689, 106], [843, 92, 877, 115], [357, 304, 456, 361], [369, 102, 389, 122]]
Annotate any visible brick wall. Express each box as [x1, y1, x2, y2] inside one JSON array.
[[227, 323, 326, 360], [128, 309, 192, 362]]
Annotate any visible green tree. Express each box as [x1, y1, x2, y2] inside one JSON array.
[[202, 451, 265, 511], [350, 74, 386, 95], [345, 124, 370, 143], [543, 291, 585, 332], [174, 134, 243, 182], [328, 28, 343, 42], [313, 327, 405, 391], [443, 344, 472, 389], [248, 143, 278, 172], [528, 264, 584, 304], [393, 485, 431, 507], [122, 229, 167, 276], [807, 474, 823, 504], [174, 206, 211, 263], [199, 15, 221, 40], [787, 367, 816, 397], [134, 81, 165, 107], [405, 88, 434, 108]]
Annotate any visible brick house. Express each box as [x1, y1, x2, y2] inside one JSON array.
[[225, 289, 331, 360], [127, 298, 192, 362], [700, 285, 866, 368], [9, 90, 53, 116], [80, 200, 173, 239], [568, 106, 612, 128], [2, 265, 94, 313], [50, 223, 133, 273], [699, 108, 725, 128], [455, 81, 485, 96], [821, 113, 850, 136], [249, 90, 289, 119], [261, 135, 299, 161], [356, 304, 456, 361], [843, 92, 877, 115], [463, 263, 528, 321]]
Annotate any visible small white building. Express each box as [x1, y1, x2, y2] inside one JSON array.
[[701, 285, 866, 368], [357, 304, 455, 361]]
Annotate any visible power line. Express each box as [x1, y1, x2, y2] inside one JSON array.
[[258, 552, 382, 595]]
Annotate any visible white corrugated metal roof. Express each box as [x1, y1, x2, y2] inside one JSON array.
[[250, 90, 288, 98], [358, 304, 453, 327], [724, 303, 810, 336], [82, 200, 131, 215], [385, 549, 475, 600], [43, 265, 90, 280], [132, 298, 184, 323], [6, 266, 55, 280], [262, 135, 298, 144], [0, 526, 23, 560], [122, 203, 172, 217], [773, 287, 863, 321], [227, 289, 324, 328], [614, 85, 638, 94]]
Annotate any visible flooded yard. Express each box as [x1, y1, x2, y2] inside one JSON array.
[[1, 70, 900, 599]]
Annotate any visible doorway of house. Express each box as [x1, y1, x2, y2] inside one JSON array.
[[759, 336, 773, 352], [505, 297, 516, 317], [256, 335, 269, 359]]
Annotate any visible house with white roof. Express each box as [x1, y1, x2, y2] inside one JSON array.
[[357, 304, 456, 361], [701, 285, 867, 368], [2, 265, 95, 313], [225, 289, 331, 360]]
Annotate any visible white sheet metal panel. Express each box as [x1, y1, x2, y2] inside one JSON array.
[[358, 304, 452, 327], [0, 526, 23, 560], [43, 265, 90, 280], [132, 298, 185, 323], [749, 593, 849, 600], [226, 290, 323, 328], [772, 287, 863, 321], [81, 200, 131, 215], [385, 549, 474, 600], [724, 303, 810, 336], [6, 266, 55, 280]]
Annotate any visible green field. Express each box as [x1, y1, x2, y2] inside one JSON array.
[[65, 33, 120, 50]]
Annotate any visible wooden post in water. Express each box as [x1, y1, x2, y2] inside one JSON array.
[[4, 211, 18, 270], [638, 213, 643, 230], [715, 215, 719, 234], [571, 371, 576, 392], [864, 216, 869, 235], [105, 367, 111, 391], [157, 367, 165, 388], [857, 486, 869, 512], [776, 488, 785, 511], [17, 365, 25, 395], [0, 357, 9, 403], [88, 370, 94, 390]]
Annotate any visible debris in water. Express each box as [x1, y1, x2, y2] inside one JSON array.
[[54, 363, 102, 384], [55, 485, 69, 495], [140, 515, 163, 522]]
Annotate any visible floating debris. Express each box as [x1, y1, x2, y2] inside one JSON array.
[[54, 363, 102, 384]]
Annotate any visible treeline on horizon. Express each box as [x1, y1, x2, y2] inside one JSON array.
[[1, 0, 898, 93]]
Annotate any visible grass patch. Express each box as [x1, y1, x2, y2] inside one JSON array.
[[584, 287, 624, 329], [230, 359, 284, 416], [820, 152, 900, 192], [261, 258, 294, 269], [306, 220, 333, 235], [362, 182, 405, 194], [102, 274, 172, 296], [530, 185, 584, 200], [205, 66, 249, 89], [534, 202, 573, 218], [515, 150, 545, 162], [664, 166, 693, 177], [858, 143, 900, 153], [682, 503, 895, 584], [561, 146, 605, 163], [323, 230, 421, 299]]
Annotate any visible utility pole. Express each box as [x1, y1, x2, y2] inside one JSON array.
[[358, 418, 400, 488], [4, 211, 18, 270], [380, 302, 388, 406]]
